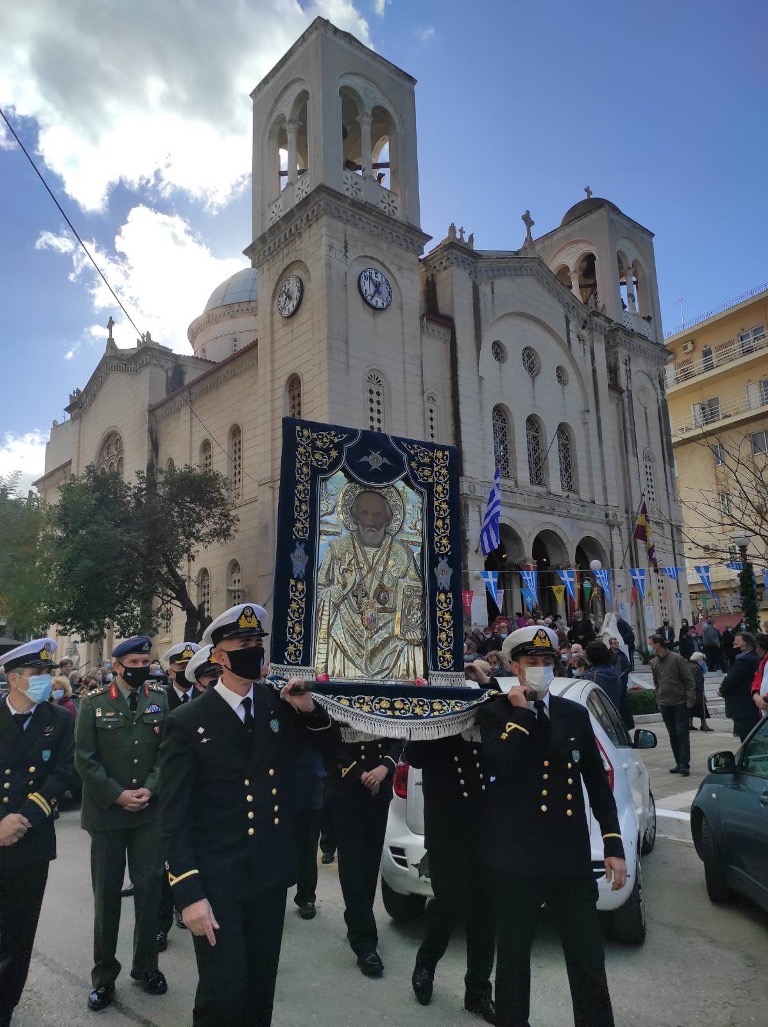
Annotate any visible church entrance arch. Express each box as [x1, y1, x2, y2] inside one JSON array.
[[531, 530, 569, 620], [483, 523, 524, 624], [575, 536, 609, 622]]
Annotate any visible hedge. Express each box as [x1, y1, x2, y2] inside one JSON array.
[[629, 689, 659, 715]]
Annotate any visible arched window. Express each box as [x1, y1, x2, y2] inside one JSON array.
[[425, 392, 439, 442], [228, 560, 242, 606], [200, 438, 212, 472], [159, 603, 173, 640], [288, 374, 302, 418], [198, 569, 211, 617], [643, 449, 656, 506], [166, 458, 175, 472], [526, 416, 545, 486], [97, 431, 124, 476], [492, 406, 512, 477], [366, 371, 386, 432], [557, 423, 577, 492], [229, 425, 243, 501]]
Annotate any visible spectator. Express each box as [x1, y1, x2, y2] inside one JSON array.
[[464, 638, 479, 662], [568, 611, 595, 646], [569, 654, 590, 678], [615, 614, 636, 667], [607, 637, 631, 688], [558, 644, 572, 676], [649, 634, 696, 777], [700, 618, 721, 672], [718, 632, 761, 742], [678, 623, 697, 660], [49, 675, 77, 718], [584, 641, 623, 711], [688, 652, 711, 731], [751, 633, 768, 717], [720, 627, 736, 671], [515, 612, 526, 629], [477, 626, 502, 656], [656, 620, 676, 646], [486, 651, 511, 677]]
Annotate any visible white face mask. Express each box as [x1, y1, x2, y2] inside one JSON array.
[[522, 665, 555, 697]]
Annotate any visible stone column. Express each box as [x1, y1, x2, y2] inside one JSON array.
[[625, 264, 637, 312], [569, 268, 582, 301], [358, 110, 373, 178], [286, 119, 300, 186]]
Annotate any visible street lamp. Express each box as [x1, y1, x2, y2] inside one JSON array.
[[732, 533, 749, 563]]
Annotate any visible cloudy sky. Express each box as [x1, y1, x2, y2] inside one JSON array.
[[1, 0, 767, 489]]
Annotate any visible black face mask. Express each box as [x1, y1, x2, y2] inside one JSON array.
[[174, 670, 189, 688], [225, 645, 264, 682], [121, 666, 152, 689]]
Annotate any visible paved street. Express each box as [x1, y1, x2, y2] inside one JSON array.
[[12, 686, 768, 1027]]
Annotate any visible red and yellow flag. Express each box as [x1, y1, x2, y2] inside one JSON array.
[[633, 501, 659, 572]]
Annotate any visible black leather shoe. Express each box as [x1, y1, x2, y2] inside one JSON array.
[[357, 951, 384, 977], [130, 969, 168, 995], [298, 902, 316, 920], [680, 768, 690, 777], [669, 766, 681, 774], [321, 851, 335, 864], [465, 994, 496, 1024], [120, 884, 135, 898], [411, 966, 434, 1005], [156, 931, 168, 952], [87, 984, 115, 1012], [174, 908, 187, 930]]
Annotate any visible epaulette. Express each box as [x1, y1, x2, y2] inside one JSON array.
[[148, 682, 166, 693], [87, 685, 109, 697]]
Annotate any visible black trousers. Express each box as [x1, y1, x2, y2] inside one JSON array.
[[733, 712, 760, 742], [493, 872, 614, 1027], [0, 861, 49, 1018], [330, 792, 390, 956], [416, 837, 495, 997], [88, 822, 162, 987], [191, 885, 286, 1027], [319, 803, 336, 857], [159, 873, 175, 934], [660, 702, 691, 771], [294, 809, 320, 906]]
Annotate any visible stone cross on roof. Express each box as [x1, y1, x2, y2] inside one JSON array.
[[584, 186, 593, 199], [106, 316, 115, 341], [522, 209, 535, 242]]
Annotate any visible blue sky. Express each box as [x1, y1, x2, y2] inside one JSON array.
[[1, 0, 766, 487]]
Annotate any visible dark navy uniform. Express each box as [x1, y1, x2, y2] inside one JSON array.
[[75, 666, 169, 994], [0, 639, 74, 1027], [324, 735, 401, 968], [405, 733, 495, 1010], [160, 680, 343, 1026], [478, 692, 624, 1027]]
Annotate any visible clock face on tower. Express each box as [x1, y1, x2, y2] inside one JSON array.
[[276, 274, 304, 318], [358, 267, 392, 310]]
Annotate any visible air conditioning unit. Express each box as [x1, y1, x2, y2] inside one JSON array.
[[681, 340, 695, 354]]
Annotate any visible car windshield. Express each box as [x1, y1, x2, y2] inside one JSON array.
[[740, 717, 768, 779], [586, 687, 631, 748]]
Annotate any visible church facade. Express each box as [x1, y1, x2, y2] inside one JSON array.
[[35, 18, 689, 667]]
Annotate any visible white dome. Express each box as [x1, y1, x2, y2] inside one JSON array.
[[204, 268, 259, 312]]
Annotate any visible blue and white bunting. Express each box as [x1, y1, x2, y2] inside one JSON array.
[[594, 568, 611, 595], [660, 566, 681, 582], [629, 567, 647, 600], [556, 569, 577, 602], [694, 565, 714, 597], [480, 570, 499, 603], [479, 467, 501, 557]]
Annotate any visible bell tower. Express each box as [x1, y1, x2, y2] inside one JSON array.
[[249, 17, 422, 242]]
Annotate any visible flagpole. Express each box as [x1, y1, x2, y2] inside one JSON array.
[[626, 492, 650, 655]]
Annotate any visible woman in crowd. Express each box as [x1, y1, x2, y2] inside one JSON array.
[[584, 641, 624, 714], [49, 674, 78, 718], [688, 651, 712, 731], [486, 651, 511, 677]]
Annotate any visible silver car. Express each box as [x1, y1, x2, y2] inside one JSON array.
[[380, 677, 658, 944]]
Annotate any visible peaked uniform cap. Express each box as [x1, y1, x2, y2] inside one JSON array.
[[2, 637, 58, 673], [202, 603, 269, 646], [184, 644, 222, 684], [502, 625, 559, 659], [111, 636, 152, 659], [162, 642, 201, 666]]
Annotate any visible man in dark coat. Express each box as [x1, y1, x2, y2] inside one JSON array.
[[0, 638, 74, 1027], [568, 611, 595, 647], [161, 642, 201, 710], [477, 625, 626, 1027], [160, 603, 344, 1027], [75, 636, 169, 1012], [719, 632, 761, 741]]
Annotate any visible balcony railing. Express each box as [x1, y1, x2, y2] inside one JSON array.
[[664, 281, 768, 338], [671, 391, 768, 437], [665, 330, 767, 388]]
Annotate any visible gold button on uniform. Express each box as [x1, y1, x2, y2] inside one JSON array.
[[244, 779, 250, 786], [247, 795, 253, 802], [271, 788, 277, 796], [268, 769, 275, 777], [543, 761, 550, 767], [567, 778, 573, 785], [248, 828, 255, 836], [5, 769, 10, 776], [540, 805, 548, 812], [2, 797, 8, 804], [29, 767, 36, 773], [566, 794, 573, 800], [248, 812, 254, 819], [3, 783, 10, 790], [454, 756, 459, 762], [542, 773, 549, 780], [566, 810, 573, 817], [273, 805, 279, 812], [541, 790, 548, 796], [567, 763, 573, 769], [274, 818, 280, 825]]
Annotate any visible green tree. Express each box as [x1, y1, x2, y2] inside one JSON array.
[[0, 473, 49, 639], [738, 561, 759, 632], [46, 464, 238, 642]]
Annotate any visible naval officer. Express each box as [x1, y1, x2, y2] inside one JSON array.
[[75, 636, 169, 1012], [0, 639, 74, 1027], [477, 625, 627, 1027], [184, 644, 222, 693], [159, 603, 344, 1027], [161, 642, 201, 710]]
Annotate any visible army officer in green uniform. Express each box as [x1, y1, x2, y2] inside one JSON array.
[[75, 637, 169, 1012]]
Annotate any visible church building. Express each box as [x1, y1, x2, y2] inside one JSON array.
[[35, 18, 689, 665]]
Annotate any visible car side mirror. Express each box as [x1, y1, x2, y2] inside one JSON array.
[[707, 751, 736, 774], [632, 729, 657, 750]]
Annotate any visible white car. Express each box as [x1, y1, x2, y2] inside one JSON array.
[[380, 677, 658, 944]]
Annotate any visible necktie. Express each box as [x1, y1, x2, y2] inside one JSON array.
[[181, 692, 190, 704], [241, 696, 254, 730], [534, 699, 549, 729], [128, 690, 139, 713], [13, 711, 32, 731]]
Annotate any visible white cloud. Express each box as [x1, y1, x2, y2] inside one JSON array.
[[0, 430, 49, 493], [373, 0, 390, 15], [36, 206, 246, 354], [417, 25, 436, 41], [0, 1, 374, 212]]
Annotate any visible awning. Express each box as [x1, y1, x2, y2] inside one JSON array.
[[693, 613, 743, 633]]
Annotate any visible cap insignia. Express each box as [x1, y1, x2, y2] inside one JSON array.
[[532, 629, 551, 648], [39, 644, 53, 661], [181, 646, 195, 661], [237, 606, 261, 631]]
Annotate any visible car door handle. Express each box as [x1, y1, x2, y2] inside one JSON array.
[[760, 793, 768, 807]]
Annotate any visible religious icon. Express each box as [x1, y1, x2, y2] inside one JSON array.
[[314, 479, 425, 681]]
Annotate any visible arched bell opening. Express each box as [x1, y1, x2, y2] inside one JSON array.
[[530, 530, 570, 620]]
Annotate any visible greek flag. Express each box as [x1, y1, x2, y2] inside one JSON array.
[[694, 565, 715, 598], [480, 467, 501, 556], [480, 570, 499, 602], [629, 567, 647, 600], [660, 566, 681, 582], [556, 569, 577, 602], [594, 568, 611, 595]]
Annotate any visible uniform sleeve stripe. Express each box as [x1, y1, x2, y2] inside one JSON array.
[[27, 792, 52, 816], [340, 761, 358, 778], [602, 833, 622, 840], [305, 719, 331, 731], [503, 723, 530, 737], [383, 755, 397, 766], [168, 869, 200, 887]]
